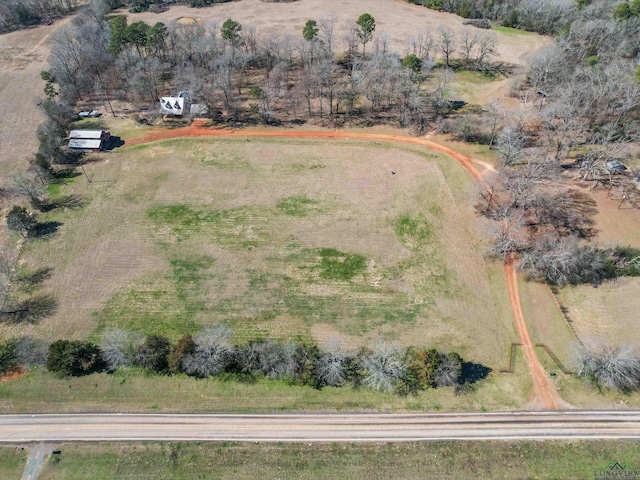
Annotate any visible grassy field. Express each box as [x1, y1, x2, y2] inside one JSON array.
[[2, 137, 517, 371], [33, 440, 640, 480], [555, 278, 640, 350], [0, 446, 27, 480]]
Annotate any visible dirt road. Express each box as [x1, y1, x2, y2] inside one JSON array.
[[3, 412, 638, 442], [126, 126, 483, 180], [124, 125, 561, 409], [505, 260, 564, 410]]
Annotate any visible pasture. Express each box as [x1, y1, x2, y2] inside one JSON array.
[[6, 136, 517, 369]]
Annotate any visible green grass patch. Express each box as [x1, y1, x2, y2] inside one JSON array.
[[36, 441, 640, 480], [70, 118, 106, 131], [94, 255, 215, 338], [395, 214, 433, 249], [277, 196, 320, 217], [147, 203, 268, 247], [317, 248, 367, 281], [492, 25, 532, 36]]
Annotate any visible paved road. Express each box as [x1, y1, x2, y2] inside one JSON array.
[[2, 412, 639, 442]]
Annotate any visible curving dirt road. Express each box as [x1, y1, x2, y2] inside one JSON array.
[[124, 125, 560, 409], [126, 125, 483, 180]]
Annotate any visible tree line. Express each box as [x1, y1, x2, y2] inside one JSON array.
[[0, 96, 86, 326], [0, 326, 487, 396]]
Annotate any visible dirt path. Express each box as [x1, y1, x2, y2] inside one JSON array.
[[21, 442, 51, 480], [504, 260, 563, 410], [124, 125, 561, 409], [126, 126, 483, 180]]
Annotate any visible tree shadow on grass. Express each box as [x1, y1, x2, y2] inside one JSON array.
[[0, 294, 58, 325], [460, 361, 492, 384], [15, 267, 53, 291], [39, 194, 85, 212], [28, 221, 62, 238]]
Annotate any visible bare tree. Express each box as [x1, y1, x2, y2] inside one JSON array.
[[437, 26, 456, 68], [476, 33, 497, 69], [12, 335, 50, 367], [100, 329, 142, 369], [362, 341, 407, 393], [9, 174, 47, 211], [578, 342, 640, 392], [182, 324, 234, 378], [460, 30, 478, 66], [315, 339, 350, 387], [495, 126, 525, 167], [434, 353, 462, 387]]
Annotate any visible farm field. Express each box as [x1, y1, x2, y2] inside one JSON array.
[[5, 137, 516, 369], [29, 440, 640, 480]]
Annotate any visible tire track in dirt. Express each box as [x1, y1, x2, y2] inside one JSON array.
[[124, 125, 562, 409]]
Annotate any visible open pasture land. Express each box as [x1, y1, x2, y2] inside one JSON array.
[[126, 0, 550, 67], [4, 137, 516, 370], [31, 440, 640, 480]]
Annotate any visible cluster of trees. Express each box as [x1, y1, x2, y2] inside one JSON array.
[[1, 96, 82, 326], [578, 342, 640, 392], [612, 0, 640, 19], [45, 1, 501, 132], [451, 0, 640, 285], [106, 0, 233, 14], [406, 0, 579, 35], [0, 0, 78, 33], [0, 326, 484, 395]]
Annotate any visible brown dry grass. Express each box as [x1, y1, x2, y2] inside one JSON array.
[[125, 0, 550, 65], [0, 17, 73, 179]]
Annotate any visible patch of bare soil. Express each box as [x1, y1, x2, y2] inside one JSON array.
[[0, 365, 26, 382]]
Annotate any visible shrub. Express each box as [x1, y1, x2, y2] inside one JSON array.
[[100, 329, 142, 369], [134, 334, 171, 373], [362, 341, 407, 392], [46, 340, 103, 377], [182, 325, 233, 378], [169, 334, 196, 374], [0, 339, 17, 374], [578, 343, 640, 392]]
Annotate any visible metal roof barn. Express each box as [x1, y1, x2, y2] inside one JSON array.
[[68, 130, 110, 152]]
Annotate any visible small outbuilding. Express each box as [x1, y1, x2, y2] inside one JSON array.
[[68, 130, 111, 152]]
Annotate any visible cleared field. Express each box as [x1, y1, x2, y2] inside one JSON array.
[[33, 440, 640, 480], [5, 137, 517, 370], [556, 278, 640, 350], [126, 0, 550, 66]]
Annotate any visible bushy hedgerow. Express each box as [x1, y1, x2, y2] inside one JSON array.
[[37, 326, 487, 394]]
